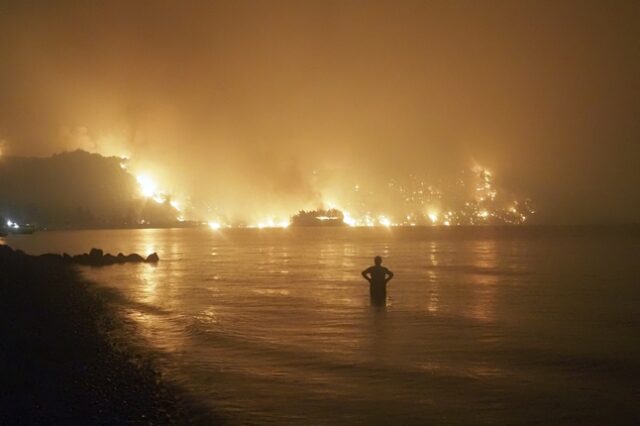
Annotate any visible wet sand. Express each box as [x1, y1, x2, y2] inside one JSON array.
[[0, 244, 220, 424]]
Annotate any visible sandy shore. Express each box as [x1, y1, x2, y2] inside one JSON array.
[[0, 244, 221, 425]]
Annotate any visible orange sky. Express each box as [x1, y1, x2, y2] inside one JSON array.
[[1, 1, 639, 223]]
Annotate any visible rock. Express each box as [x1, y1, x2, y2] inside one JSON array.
[[39, 253, 63, 262], [0, 244, 14, 257], [73, 253, 94, 265], [89, 248, 104, 258], [4, 247, 157, 267], [125, 253, 144, 263]]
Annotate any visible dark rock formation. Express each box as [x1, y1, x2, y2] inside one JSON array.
[[42, 248, 159, 266], [125, 253, 144, 263], [89, 248, 104, 258]]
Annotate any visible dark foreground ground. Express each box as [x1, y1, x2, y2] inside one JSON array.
[[0, 244, 220, 425]]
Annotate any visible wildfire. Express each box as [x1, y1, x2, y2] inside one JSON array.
[[323, 165, 534, 226], [378, 216, 392, 227], [122, 157, 533, 228], [136, 174, 160, 200], [251, 218, 290, 229]]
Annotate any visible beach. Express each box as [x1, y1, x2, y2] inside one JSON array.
[[0, 244, 220, 425]]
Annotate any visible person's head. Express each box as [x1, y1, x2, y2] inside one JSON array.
[[374, 256, 382, 265]]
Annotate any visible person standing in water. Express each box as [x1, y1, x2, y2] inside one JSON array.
[[362, 256, 394, 302]]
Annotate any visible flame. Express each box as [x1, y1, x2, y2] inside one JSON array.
[[251, 217, 290, 228], [136, 174, 157, 198], [378, 215, 392, 227], [342, 211, 357, 227], [127, 161, 532, 227], [428, 211, 439, 223]]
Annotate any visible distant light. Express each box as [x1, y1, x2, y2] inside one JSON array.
[[208, 221, 221, 230], [378, 216, 391, 227], [136, 174, 157, 198], [343, 211, 357, 227], [428, 212, 439, 223]]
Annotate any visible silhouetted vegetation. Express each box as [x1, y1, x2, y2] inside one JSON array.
[[0, 150, 179, 228]]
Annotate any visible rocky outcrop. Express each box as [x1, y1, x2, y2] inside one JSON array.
[[2, 245, 161, 266], [70, 248, 159, 266]]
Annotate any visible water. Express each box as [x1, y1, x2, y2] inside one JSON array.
[[4, 227, 640, 424]]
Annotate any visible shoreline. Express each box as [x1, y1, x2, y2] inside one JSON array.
[[0, 244, 221, 424]]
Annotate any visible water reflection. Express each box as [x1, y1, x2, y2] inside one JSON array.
[[469, 240, 498, 322], [426, 241, 440, 313], [138, 265, 160, 304]]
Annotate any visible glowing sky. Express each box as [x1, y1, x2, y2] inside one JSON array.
[[0, 1, 639, 224]]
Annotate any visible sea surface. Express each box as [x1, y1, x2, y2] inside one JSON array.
[[4, 226, 640, 424]]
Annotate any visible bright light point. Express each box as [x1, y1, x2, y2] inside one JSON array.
[[136, 174, 157, 198], [279, 220, 290, 228], [208, 221, 221, 230], [170, 200, 181, 211], [478, 210, 489, 218], [343, 211, 357, 227], [379, 216, 391, 227], [428, 212, 439, 223]]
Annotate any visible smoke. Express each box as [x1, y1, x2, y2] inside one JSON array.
[[1, 1, 639, 224]]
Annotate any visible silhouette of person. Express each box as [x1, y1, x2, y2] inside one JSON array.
[[362, 256, 394, 305]]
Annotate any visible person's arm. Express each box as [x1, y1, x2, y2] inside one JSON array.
[[361, 268, 372, 282], [385, 269, 394, 284]]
